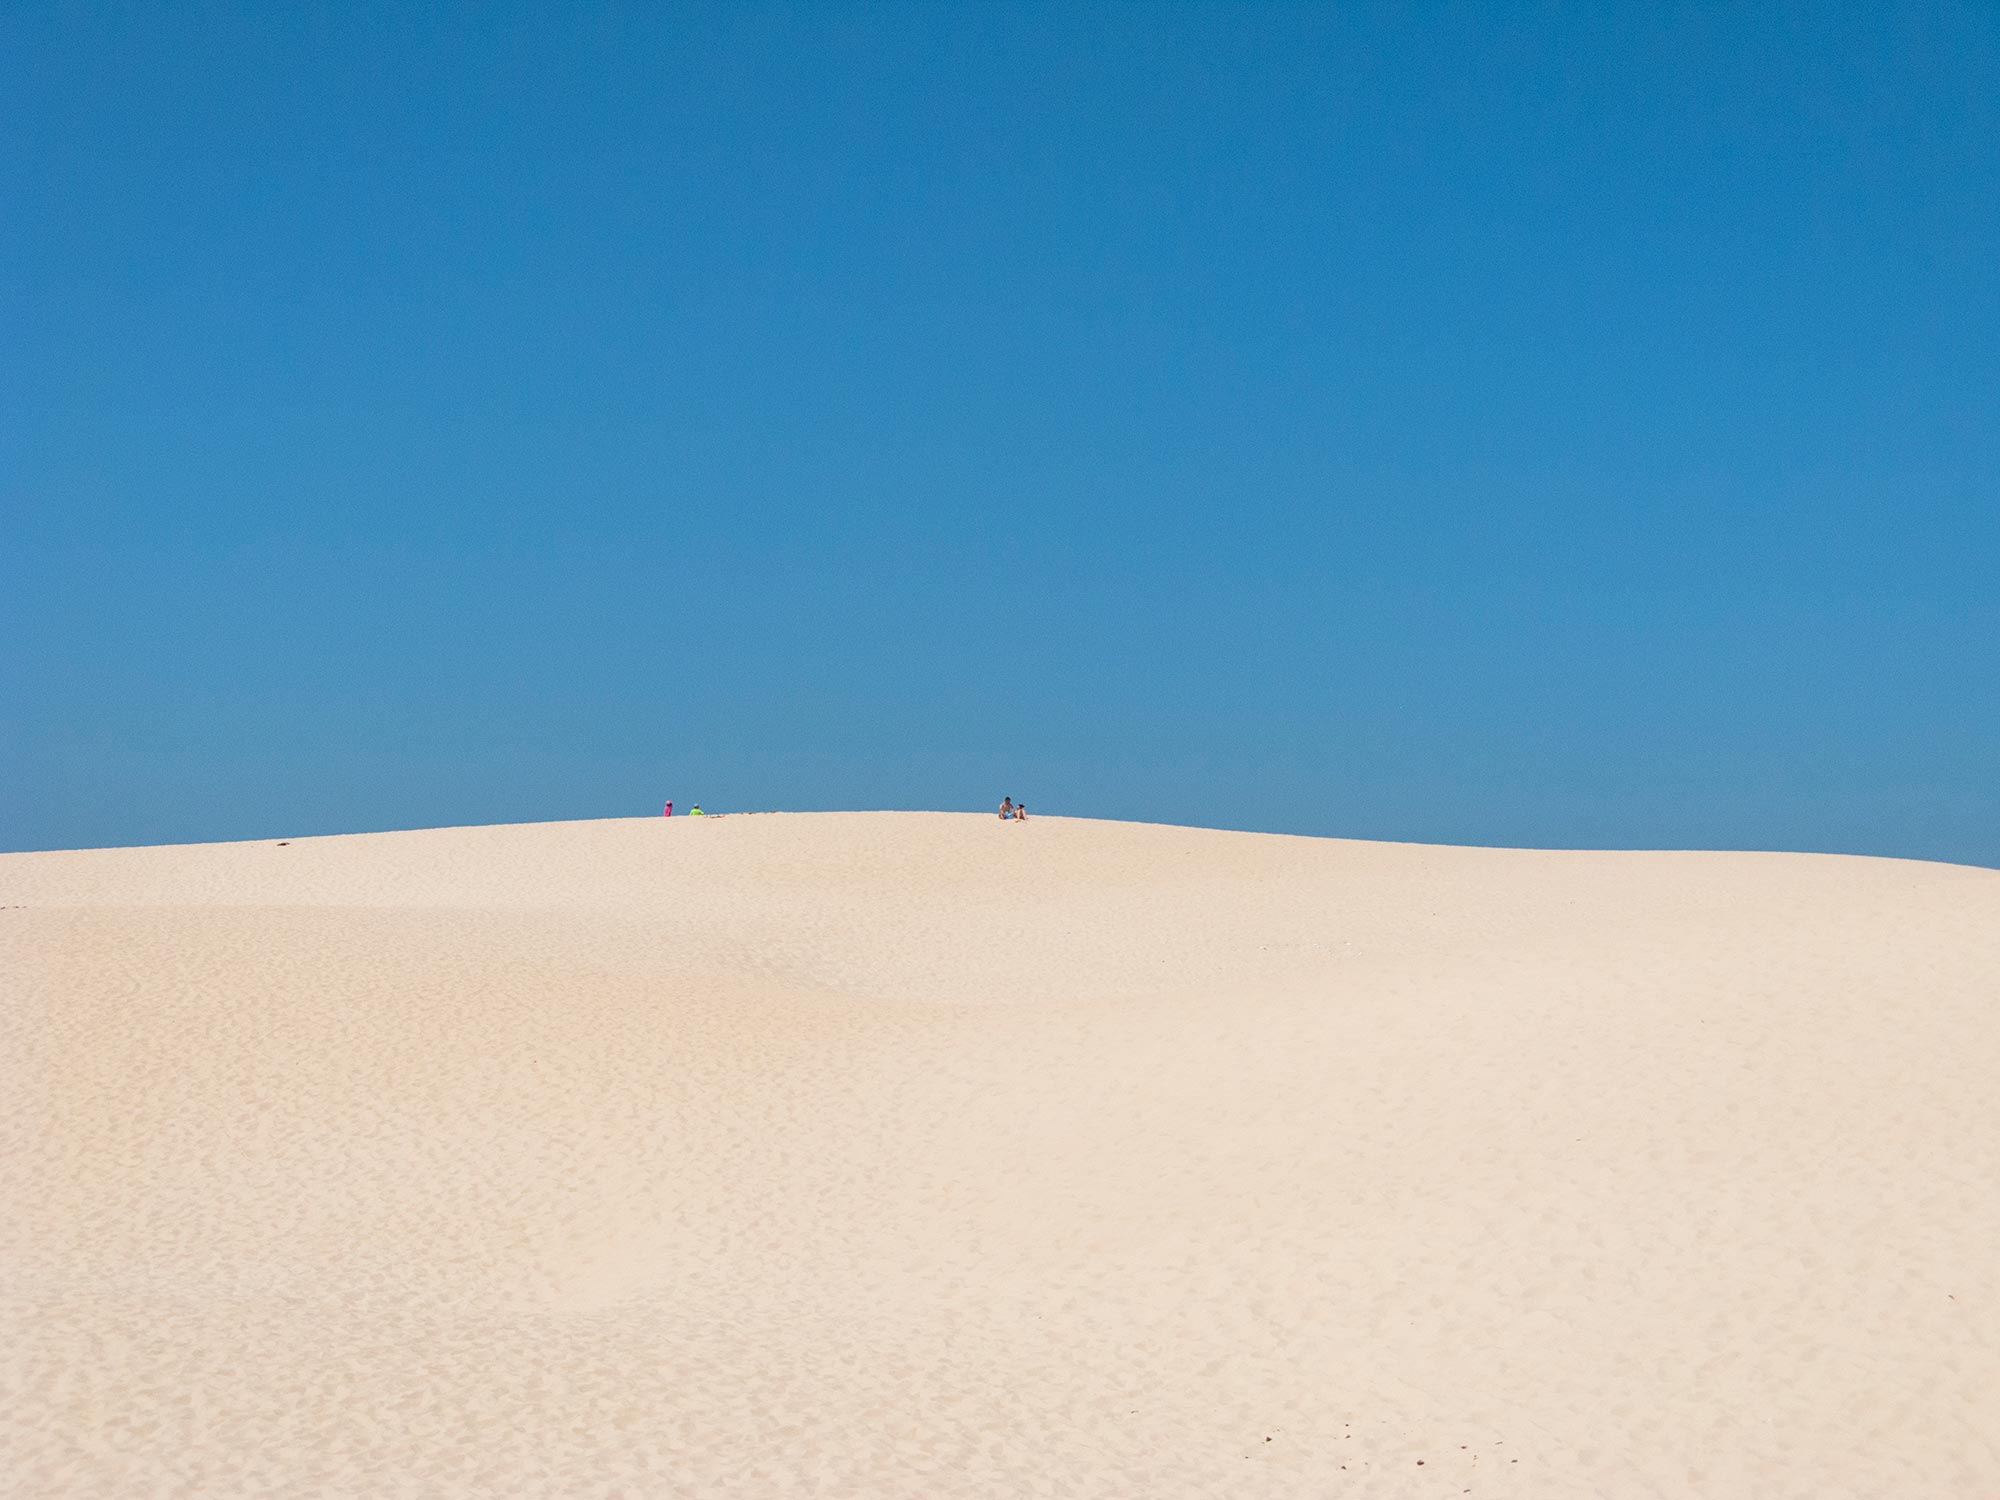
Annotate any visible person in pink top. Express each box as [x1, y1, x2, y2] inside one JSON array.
[[663, 801, 673, 817]]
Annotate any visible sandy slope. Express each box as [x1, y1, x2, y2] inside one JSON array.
[[4, 812, 1996, 1498]]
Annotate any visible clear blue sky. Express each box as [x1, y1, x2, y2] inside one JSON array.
[[4, 2, 1996, 864]]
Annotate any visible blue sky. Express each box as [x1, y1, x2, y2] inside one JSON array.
[[4, 2, 1996, 864]]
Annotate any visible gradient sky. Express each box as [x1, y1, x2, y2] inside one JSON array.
[[5, 2, 1996, 864]]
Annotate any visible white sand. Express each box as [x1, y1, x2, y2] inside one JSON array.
[[4, 811, 1996, 1497]]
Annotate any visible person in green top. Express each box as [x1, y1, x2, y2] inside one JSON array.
[[688, 805, 705, 816]]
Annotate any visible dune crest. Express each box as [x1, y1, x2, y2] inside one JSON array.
[[6, 813, 1997, 1496]]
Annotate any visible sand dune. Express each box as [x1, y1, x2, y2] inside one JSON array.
[[4, 812, 1996, 1497]]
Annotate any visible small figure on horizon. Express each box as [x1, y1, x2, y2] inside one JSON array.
[[689, 805, 705, 817], [663, 800, 673, 817], [999, 797, 1015, 820], [1014, 802, 1028, 820]]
